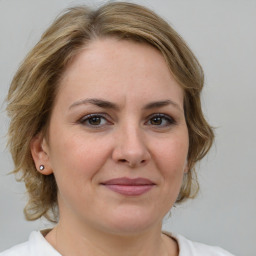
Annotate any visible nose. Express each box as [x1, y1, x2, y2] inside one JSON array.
[[112, 125, 151, 168]]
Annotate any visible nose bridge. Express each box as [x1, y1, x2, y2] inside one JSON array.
[[123, 121, 144, 151], [113, 119, 150, 167]]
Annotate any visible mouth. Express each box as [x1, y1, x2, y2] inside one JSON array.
[[101, 177, 156, 196]]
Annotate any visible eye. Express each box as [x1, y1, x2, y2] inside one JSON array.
[[146, 114, 176, 127], [79, 114, 110, 127]]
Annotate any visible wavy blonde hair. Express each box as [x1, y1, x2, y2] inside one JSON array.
[[7, 2, 214, 222]]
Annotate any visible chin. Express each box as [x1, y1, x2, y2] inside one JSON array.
[[100, 206, 164, 236]]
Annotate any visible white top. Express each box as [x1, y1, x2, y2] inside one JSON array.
[[0, 231, 235, 256]]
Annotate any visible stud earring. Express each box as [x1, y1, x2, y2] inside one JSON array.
[[39, 165, 45, 171]]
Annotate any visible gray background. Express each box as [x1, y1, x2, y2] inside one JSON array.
[[0, 0, 255, 255]]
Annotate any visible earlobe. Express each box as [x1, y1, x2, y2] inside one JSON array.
[[184, 159, 189, 174], [30, 134, 53, 175]]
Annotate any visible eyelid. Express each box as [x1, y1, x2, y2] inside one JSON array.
[[77, 112, 176, 128], [79, 113, 112, 127], [145, 113, 176, 126]]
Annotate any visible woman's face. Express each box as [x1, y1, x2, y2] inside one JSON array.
[[38, 38, 189, 234]]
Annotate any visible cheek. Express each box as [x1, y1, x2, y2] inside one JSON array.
[[49, 134, 113, 208], [155, 136, 188, 169], [152, 136, 188, 192], [48, 131, 113, 184]]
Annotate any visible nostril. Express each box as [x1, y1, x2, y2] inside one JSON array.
[[118, 158, 147, 167]]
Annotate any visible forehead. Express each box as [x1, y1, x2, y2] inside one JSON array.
[[56, 38, 184, 109]]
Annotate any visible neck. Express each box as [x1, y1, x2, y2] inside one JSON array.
[[45, 218, 178, 256]]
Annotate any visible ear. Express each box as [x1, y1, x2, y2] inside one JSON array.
[[184, 159, 189, 174], [30, 133, 53, 175]]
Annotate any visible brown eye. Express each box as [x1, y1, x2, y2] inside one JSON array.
[[150, 117, 163, 125], [146, 114, 176, 127], [79, 114, 109, 127], [88, 116, 102, 125]]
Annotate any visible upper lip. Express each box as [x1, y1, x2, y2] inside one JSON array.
[[101, 177, 155, 185]]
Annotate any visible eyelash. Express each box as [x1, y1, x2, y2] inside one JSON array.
[[78, 113, 176, 128], [146, 113, 176, 127], [79, 113, 111, 127]]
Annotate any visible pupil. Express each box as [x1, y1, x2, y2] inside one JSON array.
[[152, 117, 162, 125], [89, 117, 101, 125]]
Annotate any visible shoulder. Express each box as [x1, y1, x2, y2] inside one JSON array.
[[0, 242, 29, 256], [164, 232, 235, 256], [0, 231, 61, 256], [176, 234, 235, 256]]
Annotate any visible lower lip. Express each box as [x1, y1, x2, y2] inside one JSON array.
[[104, 184, 154, 196]]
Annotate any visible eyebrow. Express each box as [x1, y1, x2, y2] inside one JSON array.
[[143, 100, 182, 111], [69, 98, 119, 110], [69, 98, 182, 112]]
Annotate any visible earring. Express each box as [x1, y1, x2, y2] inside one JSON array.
[[39, 165, 45, 171]]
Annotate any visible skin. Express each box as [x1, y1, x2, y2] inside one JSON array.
[[31, 38, 189, 256]]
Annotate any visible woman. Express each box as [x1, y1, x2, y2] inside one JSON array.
[[1, 2, 234, 255]]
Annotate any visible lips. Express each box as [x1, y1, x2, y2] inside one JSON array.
[[101, 177, 155, 196]]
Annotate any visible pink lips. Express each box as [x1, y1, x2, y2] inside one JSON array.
[[101, 177, 155, 196]]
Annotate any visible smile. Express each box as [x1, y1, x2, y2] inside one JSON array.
[[101, 177, 156, 196]]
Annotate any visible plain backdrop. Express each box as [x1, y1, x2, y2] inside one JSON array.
[[0, 0, 255, 255]]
